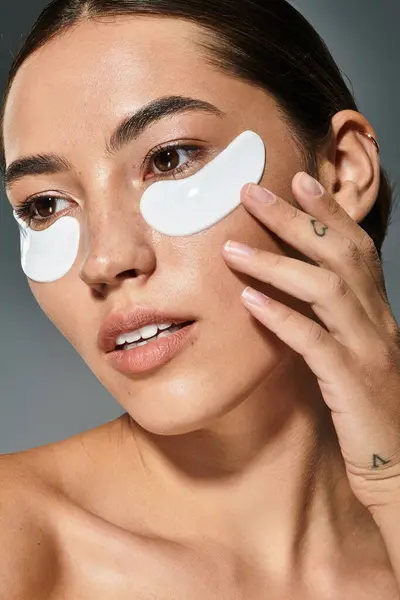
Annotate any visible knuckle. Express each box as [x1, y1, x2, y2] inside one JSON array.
[[284, 203, 300, 223], [360, 231, 380, 261], [376, 341, 398, 372], [276, 308, 296, 328], [266, 252, 283, 268], [326, 272, 349, 300], [340, 236, 362, 264], [326, 199, 343, 219], [307, 320, 325, 345], [253, 247, 282, 271], [376, 312, 398, 346], [361, 331, 397, 372]]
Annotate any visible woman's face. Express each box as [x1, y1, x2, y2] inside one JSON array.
[[3, 17, 313, 434]]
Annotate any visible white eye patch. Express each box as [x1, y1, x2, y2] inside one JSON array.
[[12, 130, 266, 283], [140, 130, 266, 236], [13, 212, 80, 283]]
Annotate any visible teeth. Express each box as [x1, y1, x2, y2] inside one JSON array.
[[115, 322, 175, 347], [120, 323, 187, 350], [140, 324, 159, 340], [125, 331, 141, 344], [157, 330, 172, 338]]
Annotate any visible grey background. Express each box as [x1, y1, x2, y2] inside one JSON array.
[[0, 1, 399, 453]]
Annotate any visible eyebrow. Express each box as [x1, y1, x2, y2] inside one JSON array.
[[3, 95, 226, 192]]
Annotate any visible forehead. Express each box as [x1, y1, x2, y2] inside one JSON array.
[[2, 16, 240, 165]]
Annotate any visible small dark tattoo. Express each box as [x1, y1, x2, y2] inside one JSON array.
[[311, 219, 328, 237], [372, 454, 390, 468]]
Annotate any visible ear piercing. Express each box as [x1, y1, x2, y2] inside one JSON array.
[[359, 131, 380, 154]]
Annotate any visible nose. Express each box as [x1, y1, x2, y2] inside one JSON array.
[[79, 203, 156, 295]]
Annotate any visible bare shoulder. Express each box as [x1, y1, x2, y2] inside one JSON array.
[[0, 415, 121, 513], [0, 416, 128, 593], [0, 418, 120, 597], [0, 417, 154, 598], [0, 452, 60, 598]]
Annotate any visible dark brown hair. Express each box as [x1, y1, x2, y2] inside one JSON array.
[[0, 0, 396, 258]]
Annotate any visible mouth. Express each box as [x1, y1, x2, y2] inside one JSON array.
[[105, 320, 197, 375], [114, 320, 195, 351]]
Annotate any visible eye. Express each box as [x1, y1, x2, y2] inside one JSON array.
[[145, 144, 205, 180], [14, 196, 71, 230], [153, 147, 190, 173], [13, 143, 207, 229], [32, 196, 69, 219]]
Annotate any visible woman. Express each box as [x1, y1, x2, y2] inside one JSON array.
[[1, 0, 400, 597]]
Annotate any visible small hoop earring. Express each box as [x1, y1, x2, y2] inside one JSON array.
[[359, 131, 380, 154]]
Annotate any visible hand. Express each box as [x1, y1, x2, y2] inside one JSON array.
[[222, 172, 400, 513]]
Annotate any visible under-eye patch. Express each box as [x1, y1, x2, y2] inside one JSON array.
[[140, 130, 266, 236], [13, 130, 266, 283]]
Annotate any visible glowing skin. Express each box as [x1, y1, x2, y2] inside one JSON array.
[[2, 16, 384, 595], [11, 130, 265, 282]]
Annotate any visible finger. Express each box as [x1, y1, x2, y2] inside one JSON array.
[[240, 181, 392, 336], [291, 174, 387, 296], [223, 242, 382, 355], [240, 286, 400, 469], [239, 285, 349, 390]]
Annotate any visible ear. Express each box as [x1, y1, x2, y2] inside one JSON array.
[[318, 109, 381, 223]]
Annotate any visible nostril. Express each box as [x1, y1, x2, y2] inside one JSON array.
[[89, 269, 139, 297], [91, 283, 106, 298], [117, 269, 139, 280]]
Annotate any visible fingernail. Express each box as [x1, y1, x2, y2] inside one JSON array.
[[246, 183, 276, 204], [224, 240, 254, 257], [242, 287, 271, 307], [298, 172, 324, 196]]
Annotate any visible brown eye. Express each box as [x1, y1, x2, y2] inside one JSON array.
[[153, 148, 181, 173], [144, 144, 204, 180], [33, 197, 58, 218], [28, 196, 70, 223]]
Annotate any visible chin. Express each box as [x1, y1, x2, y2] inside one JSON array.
[[109, 353, 280, 437]]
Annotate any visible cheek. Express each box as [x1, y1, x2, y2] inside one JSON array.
[[210, 203, 277, 258], [28, 278, 85, 348], [173, 206, 273, 305]]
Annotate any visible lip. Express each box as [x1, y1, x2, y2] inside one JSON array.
[[105, 321, 198, 375], [97, 306, 197, 354]]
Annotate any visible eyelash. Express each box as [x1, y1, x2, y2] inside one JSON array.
[[13, 142, 206, 226]]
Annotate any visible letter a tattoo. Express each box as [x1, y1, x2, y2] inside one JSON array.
[[372, 454, 390, 469]]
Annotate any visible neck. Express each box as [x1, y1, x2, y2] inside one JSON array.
[[116, 355, 386, 579]]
